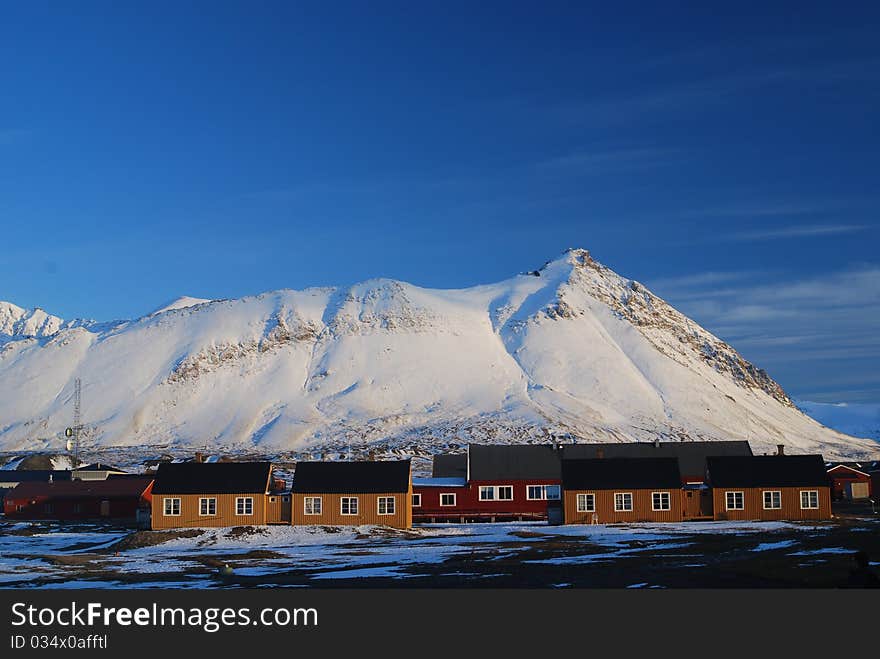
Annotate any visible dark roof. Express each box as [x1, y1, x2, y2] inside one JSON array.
[[562, 457, 682, 490], [292, 460, 411, 494], [76, 463, 126, 472], [9, 477, 153, 499], [0, 470, 72, 483], [152, 462, 272, 495], [707, 455, 829, 488], [562, 441, 753, 477], [432, 454, 467, 478], [467, 444, 563, 480]]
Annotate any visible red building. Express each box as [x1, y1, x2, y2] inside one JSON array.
[[413, 445, 564, 522], [826, 462, 874, 501], [3, 476, 154, 525]]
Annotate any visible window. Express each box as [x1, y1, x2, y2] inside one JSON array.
[[72, 503, 82, 514], [652, 492, 671, 511], [725, 492, 744, 510], [479, 485, 513, 501], [440, 493, 456, 507], [199, 497, 217, 516], [527, 484, 561, 500], [412, 493, 421, 507], [269, 496, 277, 503], [576, 493, 595, 512], [614, 493, 633, 512], [282, 496, 290, 503], [341, 497, 359, 515], [235, 497, 254, 516], [763, 491, 782, 510], [378, 497, 396, 515], [800, 490, 819, 509], [16, 505, 23, 512], [304, 497, 322, 515], [43, 503, 54, 514]]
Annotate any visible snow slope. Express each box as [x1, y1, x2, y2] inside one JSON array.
[[0, 249, 877, 460]]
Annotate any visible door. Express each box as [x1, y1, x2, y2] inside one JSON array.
[[849, 482, 870, 500], [100, 500, 110, 517]]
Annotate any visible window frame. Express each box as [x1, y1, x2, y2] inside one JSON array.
[[304, 496, 322, 515], [614, 492, 634, 512], [163, 497, 181, 516], [526, 484, 561, 501], [440, 492, 457, 507], [725, 491, 745, 511], [235, 496, 254, 516], [651, 491, 671, 511], [412, 493, 421, 508], [762, 490, 782, 510], [377, 496, 396, 516], [576, 492, 596, 513], [800, 490, 820, 510], [199, 497, 217, 516], [340, 497, 359, 516], [479, 485, 513, 501]]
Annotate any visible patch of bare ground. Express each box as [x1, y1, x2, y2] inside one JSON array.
[[104, 529, 205, 552]]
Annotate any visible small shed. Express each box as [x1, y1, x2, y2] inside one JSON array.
[[826, 462, 873, 501]]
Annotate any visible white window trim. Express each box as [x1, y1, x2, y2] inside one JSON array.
[[725, 491, 745, 511], [198, 497, 217, 516], [800, 490, 820, 510], [440, 493, 457, 507], [614, 492, 634, 512], [651, 491, 671, 511], [412, 493, 421, 507], [304, 496, 322, 515], [235, 496, 254, 516], [377, 496, 396, 516], [340, 496, 359, 516], [526, 484, 561, 501], [576, 492, 596, 513], [479, 485, 514, 501], [762, 490, 782, 510], [163, 497, 181, 516]]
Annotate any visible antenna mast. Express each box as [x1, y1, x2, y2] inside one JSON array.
[[65, 378, 82, 466]]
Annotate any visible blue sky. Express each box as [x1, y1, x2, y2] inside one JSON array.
[[1, 3, 878, 404]]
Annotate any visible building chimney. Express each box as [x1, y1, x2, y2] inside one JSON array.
[[596, 448, 605, 459], [776, 444, 785, 456]]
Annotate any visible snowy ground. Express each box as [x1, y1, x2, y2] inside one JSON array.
[[1, 516, 877, 589]]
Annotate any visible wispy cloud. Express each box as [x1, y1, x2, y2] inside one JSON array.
[[724, 224, 869, 242], [648, 265, 880, 402]]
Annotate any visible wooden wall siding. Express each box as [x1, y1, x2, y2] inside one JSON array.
[[151, 492, 268, 530], [563, 489, 683, 524], [413, 479, 562, 519], [712, 487, 832, 521], [265, 494, 291, 524], [291, 488, 412, 529]]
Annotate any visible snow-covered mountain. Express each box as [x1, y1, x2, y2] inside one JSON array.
[[0, 249, 877, 460]]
